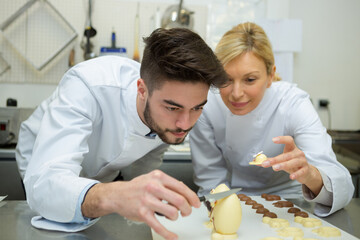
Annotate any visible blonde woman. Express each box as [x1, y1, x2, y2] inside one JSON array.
[[190, 22, 354, 216]]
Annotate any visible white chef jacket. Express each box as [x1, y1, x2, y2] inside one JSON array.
[[16, 56, 168, 223], [190, 81, 354, 216]]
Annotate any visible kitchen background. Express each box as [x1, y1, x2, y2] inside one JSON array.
[[0, 0, 359, 130], [0, 0, 360, 201]]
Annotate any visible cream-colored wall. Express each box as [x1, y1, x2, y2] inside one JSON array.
[[0, 0, 207, 107], [289, 0, 360, 130], [0, 0, 359, 130]]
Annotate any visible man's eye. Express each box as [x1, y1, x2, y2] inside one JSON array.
[[166, 107, 178, 111], [193, 106, 204, 111]]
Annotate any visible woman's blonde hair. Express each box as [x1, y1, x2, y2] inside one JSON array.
[[215, 22, 281, 81]]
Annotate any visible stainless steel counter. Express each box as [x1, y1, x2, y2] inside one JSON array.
[[0, 199, 359, 240], [0, 148, 15, 159], [0, 201, 151, 240], [0, 147, 191, 160], [0, 147, 192, 200]]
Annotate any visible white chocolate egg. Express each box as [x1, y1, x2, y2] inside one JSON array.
[[249, 153, 267, 165], [211, 184, 242, 235]]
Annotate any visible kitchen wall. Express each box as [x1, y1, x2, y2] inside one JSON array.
[[0, 0, 359, 130], [0, 0, 208, 104], [289, 0, 360, 130]]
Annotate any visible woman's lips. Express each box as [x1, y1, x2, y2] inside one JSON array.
[[230, 101, 248, 108]]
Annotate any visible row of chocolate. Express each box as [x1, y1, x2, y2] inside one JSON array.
[[237, 193, 309, 218]]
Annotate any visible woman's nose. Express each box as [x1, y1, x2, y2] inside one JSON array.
[[231, 82, 244, 100]]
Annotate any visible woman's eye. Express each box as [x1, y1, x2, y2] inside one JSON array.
[[247, 78, 256, 83], [223, 78, 233, 87]]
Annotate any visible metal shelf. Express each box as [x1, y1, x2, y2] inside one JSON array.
[[0, 0, 77, 71]]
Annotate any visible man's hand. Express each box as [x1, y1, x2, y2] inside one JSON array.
[[82, 170, 201, 240], [261, 136, 323, 196]]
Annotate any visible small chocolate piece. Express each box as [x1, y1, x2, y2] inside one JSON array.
[[263, 212, 277, 218], [288, 207, 301, 214], [256, 207, 269, 214], [252, 203, 264, 209], [273, 200, 294, 208], [239, 196, 251, 202], [261, 193, 268, 198], [265, 194, 281, 201], [237, 193, 247, 199], [295, 211, 309, 218], [204, 201, 212, 212], [245, 199, 257, 205]]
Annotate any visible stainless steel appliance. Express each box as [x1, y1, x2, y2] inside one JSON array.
[[161, 0, 194, 29], [0, 107, 34, 147]]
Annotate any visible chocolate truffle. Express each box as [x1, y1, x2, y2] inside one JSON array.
[[252, 203, 264, 209], [245, 199, 257, 205], [263, 212, 277, 218], [273, 200, 294, 208], [265, 194, 281, 201], [295, 211, 309, 218], [288, 207, 301, 214], [237, 193, 247, 199], [239, 196, 251, 202], [256, 208, 269, 214]]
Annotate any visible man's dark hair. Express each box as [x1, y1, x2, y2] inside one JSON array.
[[140, 28, 228, 96]]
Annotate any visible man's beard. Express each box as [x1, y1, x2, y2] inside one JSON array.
[[143, 101, 192, 145]]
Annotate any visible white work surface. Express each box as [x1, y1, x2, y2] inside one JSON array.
[[152, 196, 359, 240]]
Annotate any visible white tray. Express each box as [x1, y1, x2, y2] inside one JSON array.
[[152, 196, 359, 240]]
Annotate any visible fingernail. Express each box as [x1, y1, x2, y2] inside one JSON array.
[[272, 137, 280, 143], [262, 161, 270, 167], [273, 164, 280, 171]]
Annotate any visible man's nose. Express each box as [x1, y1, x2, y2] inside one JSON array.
[[175, 112, 191, 130]]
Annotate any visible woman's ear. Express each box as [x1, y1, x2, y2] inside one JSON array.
[[137, 78, 148, 100], [267, 65, 276, 88]]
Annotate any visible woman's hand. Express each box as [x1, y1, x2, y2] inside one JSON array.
[[261, 136, 323, 196], [82, 170, 201, 240]]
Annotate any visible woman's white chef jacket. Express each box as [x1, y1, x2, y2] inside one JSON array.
[[15, 56, 168, 223], [190, 81, 354, 216]]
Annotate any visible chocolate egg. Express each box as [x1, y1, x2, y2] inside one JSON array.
[[211, 184, 242, 235], [249, 152, 267, 165]]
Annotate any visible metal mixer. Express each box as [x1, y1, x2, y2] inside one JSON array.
[[161, 0, 194, 29]]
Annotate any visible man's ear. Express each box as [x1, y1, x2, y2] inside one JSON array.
[[137, 78, 148, 100]]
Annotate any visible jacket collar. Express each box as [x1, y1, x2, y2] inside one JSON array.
[[127, 82, 155, 137]]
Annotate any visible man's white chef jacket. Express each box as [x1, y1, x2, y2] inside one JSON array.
[[190, 81, 354, 217], [16, 56, 168, 224]]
